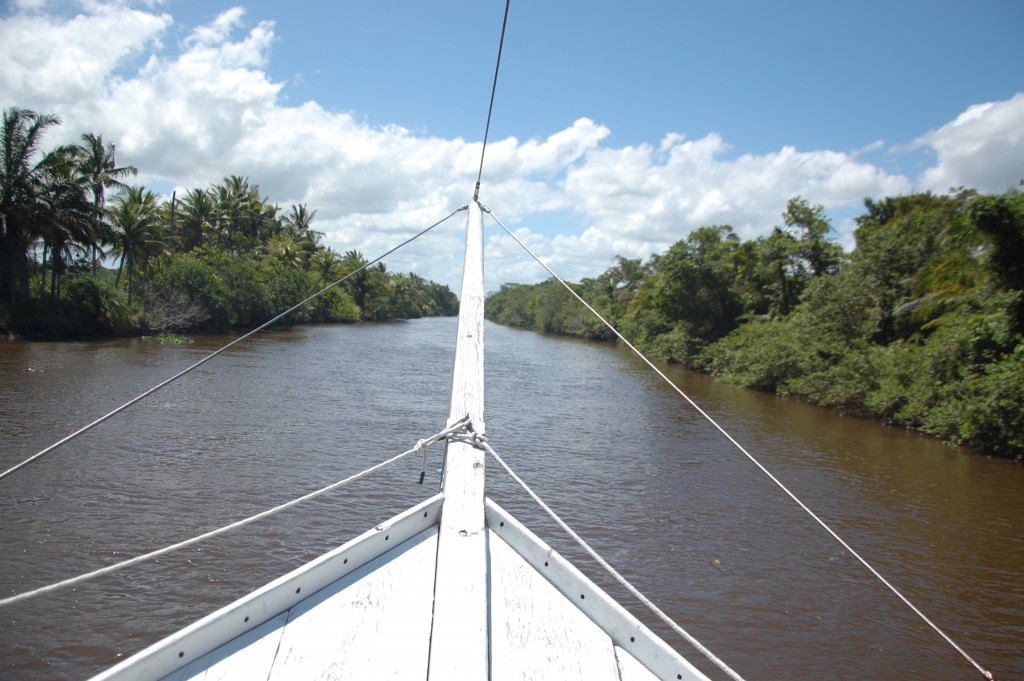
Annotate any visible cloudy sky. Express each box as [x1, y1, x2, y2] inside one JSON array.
[[2, 0, 1022, 292]]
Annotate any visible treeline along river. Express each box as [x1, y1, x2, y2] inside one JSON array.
[[1, 317, 1021, 680]]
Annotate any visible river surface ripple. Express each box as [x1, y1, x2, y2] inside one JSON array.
[[1, 317, 1021, 680]]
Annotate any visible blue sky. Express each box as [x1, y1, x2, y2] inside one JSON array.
[[2, 0, 1023, 290]]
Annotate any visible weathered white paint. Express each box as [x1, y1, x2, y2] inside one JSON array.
[[429, 200, 489, 679], [446, 199, 486, 430], [485, 499, 713, 681], [162, 613, 288, 681], [614, 646, 663, 681], [489, 530, 622, 680], [90, 495, 443, 681], [265, 526, 438, 680], [159, 528, 438, 681]]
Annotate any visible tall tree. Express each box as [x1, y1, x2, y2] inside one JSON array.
[[342, 249, 371, 311], [77, 133, 137, 273], [35, 144, 97, 298], [211, 176, 245, 251], [211, 175, 279, 251], [649, 225, 743, 343], [310, 248, 343, 293], [734, 227, 800, 317], [283, 203, 323, 271], [852, 192, 969, 343], [173, 187, 215, 253], [283, 203, 318, 234], [783, 197, 843, 278], [970, 192, 1024, 330], [265, 231, 307, 270], [108, 186, 166, 302], [0, 107, 60, 306], [607, 255, 647, 291]]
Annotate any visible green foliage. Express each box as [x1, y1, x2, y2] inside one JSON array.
[[648, 226, 743, 349], [217, 253, 276, 326], [783, 197, 844, 278], [969, 192, 1024, 329], [850, 191, 976, 344], [62, 274, 139, 335], [147, 253, 231, 332], [486, 283, 537, 328], [1, 105, 456, 337], [485, 279, 612, 340], [698, 317, 804, 390], [948, 345, 1024, 454], [486, 190, 1024, 457], [151, 332, 193, 345], [1, 108, 62, 307], [310, 286, 361, 323], [647, 323, 708, 363], [865, 292, 1022, 442]]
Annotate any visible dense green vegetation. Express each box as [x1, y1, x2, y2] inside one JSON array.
[[0, 107, 457, 338], [486, 193, 1024, 458]]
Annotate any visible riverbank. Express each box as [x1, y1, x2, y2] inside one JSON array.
[[489, 315, 1023, 461], [485, 191, 1024, 460], [1, 108, 459, 343], [0, 307, 455, 342], [1, 252, 459, 341]]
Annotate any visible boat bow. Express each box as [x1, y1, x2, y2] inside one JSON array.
[[87, 201, 715, 681]]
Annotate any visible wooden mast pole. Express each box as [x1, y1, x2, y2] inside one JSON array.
[[428, 199, 488, 678], [446, 202, 486, 433]]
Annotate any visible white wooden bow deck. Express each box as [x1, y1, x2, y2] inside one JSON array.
[[88, 202, 714, 681], [91, 494, 710, 681]]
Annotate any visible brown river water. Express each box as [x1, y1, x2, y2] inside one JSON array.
[[1, 317, 1021, 680]]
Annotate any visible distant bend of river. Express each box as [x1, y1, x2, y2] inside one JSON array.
[[1, 317, 1021, 680]]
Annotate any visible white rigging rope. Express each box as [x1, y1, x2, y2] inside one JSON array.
[[0, 418, 469, 609], [479, 434, 747, 681], [485, 207, 996, 681], [0, 207, 466, 482], [473, 0, 511, 202]]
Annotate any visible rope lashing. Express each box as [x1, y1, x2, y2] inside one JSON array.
[[0, 417, 471, 608], [417, 438, 430, 484], [480, 437, 747, 681], [446, 429, 487, 449], [0, 207, 467, 483], [484, 206, 997, 681]]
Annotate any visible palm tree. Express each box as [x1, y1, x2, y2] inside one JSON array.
[[309, 248, 343, 293], [77, 133, 136, 273], [361, 262, 391, 320], [174, 187, 215, 252], [211, 175, 279, 252], [211, 177, 244, 251], [281, 203, 324, 271], [284, 203, 317, 233], [252, 196, 280, 244], [1, 107, 60, 306], [608, 255, 647, 291], [35, 145, 97, 298], [265, 231, 306, 270], [341, 249, 372, 311], [108, 186, 166, 302]]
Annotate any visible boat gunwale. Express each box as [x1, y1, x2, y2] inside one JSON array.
[[87, 493, 445, 681], [485, 498, 712, 681]]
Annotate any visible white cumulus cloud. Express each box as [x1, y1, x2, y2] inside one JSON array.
[[1, 2, 1018, 291], [915, 93, 1024, 194], [0, 3, 170, 106], [560, 133, 911, 256]]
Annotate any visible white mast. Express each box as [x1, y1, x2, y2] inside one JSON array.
[[428, 200, 488, 678]]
